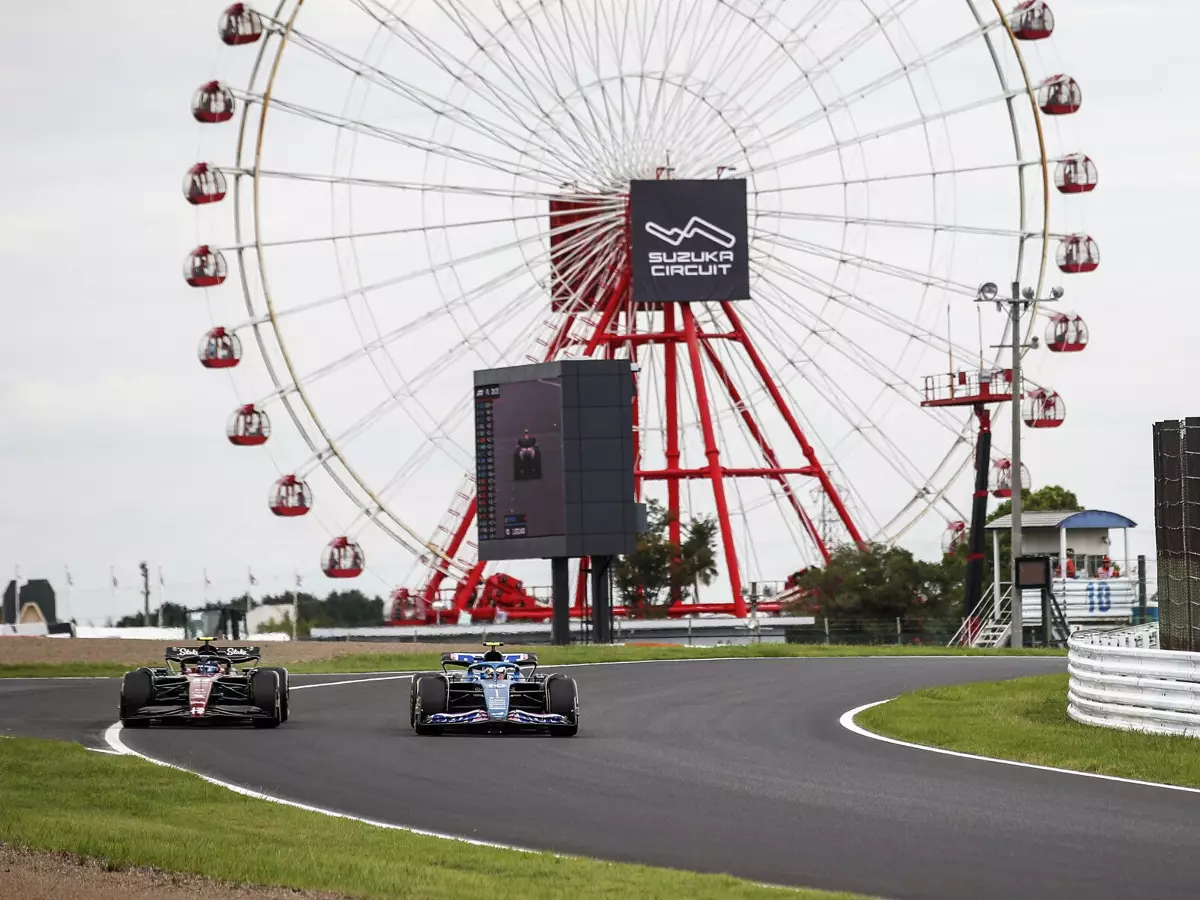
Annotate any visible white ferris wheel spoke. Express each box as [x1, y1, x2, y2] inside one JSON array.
[[746, 258, 973, 438], [754, 159, 1037, 195], [330, 234, 633, 522], [344, 0, 616, 179], [689, 5, 998, 168], [280, 24, 612, 179], [739, 84, 1030, 182], [736, 288, 960, 503], [749, 225, 979, 299]]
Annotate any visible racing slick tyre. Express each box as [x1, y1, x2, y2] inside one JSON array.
[[250, 669, 283, 728], [545, 674, 579, 737], [259, 667, 290, 722], [119, 668, 154, 728], [412, 674, 447, 735], [409, 672, 439, 728]]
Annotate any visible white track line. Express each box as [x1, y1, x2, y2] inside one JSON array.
[[101, 716, 803, 894], [290, 674, 413, 690], [839, 699, 1200, 796], [1, 676, 119, 680], [84, 656, 1061, 894], [3, 653, 1068, 685], [268, 655, 1064, 692]]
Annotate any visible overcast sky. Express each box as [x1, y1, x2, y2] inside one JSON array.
[[2, 0, 1196, 624]]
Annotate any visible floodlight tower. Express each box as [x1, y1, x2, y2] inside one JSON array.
[[977, 281, 1064, 647]]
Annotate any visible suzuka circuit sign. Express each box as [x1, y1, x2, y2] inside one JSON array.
[[629, 178, 750, 304]]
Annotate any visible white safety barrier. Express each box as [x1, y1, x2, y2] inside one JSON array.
[[0, 623, 53, 637], [72, 626, 186, 640], [1067, 623, 1200, 738], [0, 625, 291, 641], [311, 615, 815, 641]]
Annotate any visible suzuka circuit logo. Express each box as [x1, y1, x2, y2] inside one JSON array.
[[644, 216, 736, 278]]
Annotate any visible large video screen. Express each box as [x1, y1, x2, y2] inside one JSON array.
[[474, 377, 566, 542]]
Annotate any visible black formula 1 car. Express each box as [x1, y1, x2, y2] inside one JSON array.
[[118, 638, 289, 728], [409, 642, 578, 736]]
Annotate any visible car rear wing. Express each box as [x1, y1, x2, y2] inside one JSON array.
[[440, 651, 539, 672], [165, 645, 262, 663]]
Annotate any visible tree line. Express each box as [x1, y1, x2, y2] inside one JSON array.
[[116, 484, 1081, 636], [615, 485, 1083, 638], [116, 589, 385, 635]]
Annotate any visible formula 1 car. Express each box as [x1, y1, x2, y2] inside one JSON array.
[[118, 638, 289, 728], [409, 642, 578, 736]]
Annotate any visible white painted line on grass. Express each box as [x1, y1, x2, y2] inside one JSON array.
[[100, 720, 803, 894], [839, 699, 1200, 796]]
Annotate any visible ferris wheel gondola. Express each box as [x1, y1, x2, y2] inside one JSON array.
[[185, 0, 1098, 618]]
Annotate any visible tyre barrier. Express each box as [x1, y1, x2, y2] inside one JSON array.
[[1067, 623, 1200, 739]]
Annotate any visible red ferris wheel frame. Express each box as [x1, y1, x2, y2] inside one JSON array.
[[417, 183, 865, 621]]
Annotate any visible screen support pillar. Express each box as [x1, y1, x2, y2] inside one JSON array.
[[551, 557, 571, 645]]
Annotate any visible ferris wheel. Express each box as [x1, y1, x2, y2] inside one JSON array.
[[185, 0, 1098, 618]]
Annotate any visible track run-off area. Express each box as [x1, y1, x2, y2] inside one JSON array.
[[4, 656, 1199, 900]]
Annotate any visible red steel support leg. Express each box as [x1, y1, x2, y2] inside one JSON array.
[[421, 498, 477, 608], [721, 301, 865, 549], [624, 302, 643, 501], [574, 558, 589, 611], [700, 340, 830, 561], [583, 268, 631, 356], [662, 305, 683, 601], [681, 304, 746, 615], [452, 562, 485, 614], [424, 270, 631, 617]]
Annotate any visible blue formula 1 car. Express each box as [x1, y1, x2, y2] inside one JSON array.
[[408, 642, 578, 737]]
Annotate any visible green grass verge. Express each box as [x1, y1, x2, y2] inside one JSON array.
[[857, 673, 1200, 788], [0, 642, 1065, 679], [0, 736, 868, 899]]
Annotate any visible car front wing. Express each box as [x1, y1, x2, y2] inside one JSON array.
[[121, 703, 273, 721], [423, 709, 572, 727]]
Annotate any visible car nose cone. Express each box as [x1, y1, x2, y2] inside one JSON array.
[[481, 682, 510, 721]]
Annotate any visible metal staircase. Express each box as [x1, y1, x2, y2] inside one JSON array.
[[947, 584, 1014, 648]]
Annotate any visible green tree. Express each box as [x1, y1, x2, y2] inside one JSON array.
[[613, 499, 720, 614], [986, 484, 1083, 572], [254, 589, 385, 631], [987, 484, 1083, 524], [785, 542, 963, 641], [256, 610, 308, 638]]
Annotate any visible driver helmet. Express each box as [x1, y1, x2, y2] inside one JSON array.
[[494, 667, 507, 680], [196, 658, 221, 675]]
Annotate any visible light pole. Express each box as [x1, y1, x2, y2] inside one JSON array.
[[976, 280, 1064, 648]]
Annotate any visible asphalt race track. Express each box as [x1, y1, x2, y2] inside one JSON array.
[[4, 657, 1199, 900]]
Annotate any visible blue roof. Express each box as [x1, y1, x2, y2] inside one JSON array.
[[1059, 510, 1138, 530], [985, 509, 1137, 530]]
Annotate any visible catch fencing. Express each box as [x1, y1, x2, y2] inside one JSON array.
[[1067, 623, 1200, 738], [1152, 418, 1200, 650]]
